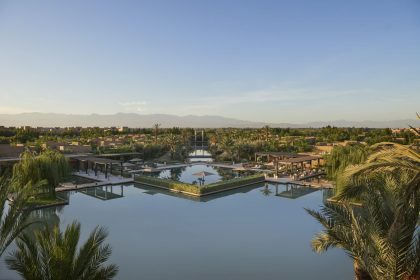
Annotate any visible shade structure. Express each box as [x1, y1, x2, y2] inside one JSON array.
[[129, 158, 143, 163], [192, 171, 215, 177], [122, 162, 135, 167]]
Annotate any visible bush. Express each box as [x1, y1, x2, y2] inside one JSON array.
[[134, 175, 200, 194]]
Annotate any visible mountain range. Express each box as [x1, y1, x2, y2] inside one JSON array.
[[0, 113, 417, 128]]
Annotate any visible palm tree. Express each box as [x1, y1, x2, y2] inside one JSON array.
[[6, 221, 118, 280], [220, 136, 234, 160], [262, 125, 271, 142], [165, 133, 180, 159], [339, 142, 419, 196], [306, 202, 372, 280], [338, 143, 420, 280], [307, 173, 419, 280], [307, 143, 420, 280], [0, 176, 38, 257], [153, 123, 161, 144]]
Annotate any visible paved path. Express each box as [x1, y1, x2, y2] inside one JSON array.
[[57, 172, 134, 192]]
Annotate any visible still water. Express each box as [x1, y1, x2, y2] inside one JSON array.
[[148, 164, 255, 185], [0, 183, 353, 280]]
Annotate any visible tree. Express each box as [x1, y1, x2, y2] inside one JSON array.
[[262, 125, 271, 142], [220, 136, 235, 161], [0, 176, 39, 257], [306, 202, 373, 280], [165, 133, 180, 159], [153, 123, 161, 144], [12, 150, 70, 196], [307, 172, 419, 280], [338, 143, 420, 280], [6, 221, 118, 280], [307, 143, 420, 280]]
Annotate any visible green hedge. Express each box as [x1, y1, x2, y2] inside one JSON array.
[[134, 173, 265, 196], [200, 174, 265, 194]]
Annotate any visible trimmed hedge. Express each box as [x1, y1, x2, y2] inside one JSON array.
[[200, 174, 265, 194], [134, 173, 265, 196]]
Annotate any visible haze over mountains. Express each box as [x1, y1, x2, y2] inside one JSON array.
[[0, 113, 417, 128]]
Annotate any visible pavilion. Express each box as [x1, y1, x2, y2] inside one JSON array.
[[254, 152, 323, 175], [72, 156, 124, 178]]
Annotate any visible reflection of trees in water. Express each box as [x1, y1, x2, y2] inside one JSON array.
[[215, 167, 234, 181], [147, 171, 162, 178], [24, 206, 62, 238], [260, 183, 273, 196], [170, 167, 184, 181], [216, 167, 256, 181]]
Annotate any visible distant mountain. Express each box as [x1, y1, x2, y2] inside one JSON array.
[[0, 113, 417, 128]]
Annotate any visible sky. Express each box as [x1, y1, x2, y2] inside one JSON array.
[[0, 0, 419, 123]]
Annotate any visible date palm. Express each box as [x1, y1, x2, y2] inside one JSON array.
[[339, 142, 419, 200], [307, 173, 419, 280], [306, 202, 372, 280], [0, 176, 39, 257], [6, 221, 118, 280], [153, 123, 161, 144], [220, 136, 234, 160], [307, 143, 420, 280], [165, 133, 180, 159], [261, 125, 271, 142], [338, 143, 420, 280]]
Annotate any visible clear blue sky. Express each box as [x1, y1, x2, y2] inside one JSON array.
[[0, 0, 419, 123]]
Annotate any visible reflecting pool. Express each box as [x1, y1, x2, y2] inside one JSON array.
[[188, 149, 213, 162], [144, 164, 255, 185], [0, 183, 353, 280]]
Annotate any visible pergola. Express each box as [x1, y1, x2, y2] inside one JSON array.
[[73, 156, 123, 178], [96, 152, 143, 162], [277, 155, 322, 171], [254, 152, 301, 162], [254, 152, 323, 175]]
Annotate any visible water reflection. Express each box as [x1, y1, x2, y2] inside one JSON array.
[[145, 164, 255, 185], [79, 185, 124, 201], [260, 183, 273, 196], [275, 183, 319, 199], [188, 149, 213, 162], [1, 183, 352, 280], [134, 182, 260, 202], [24, 205, 62, 238]]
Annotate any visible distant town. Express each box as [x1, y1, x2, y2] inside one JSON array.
[[0, 125, 418, 162]]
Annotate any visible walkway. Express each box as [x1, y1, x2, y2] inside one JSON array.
[[56, 171, 134, 192]]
